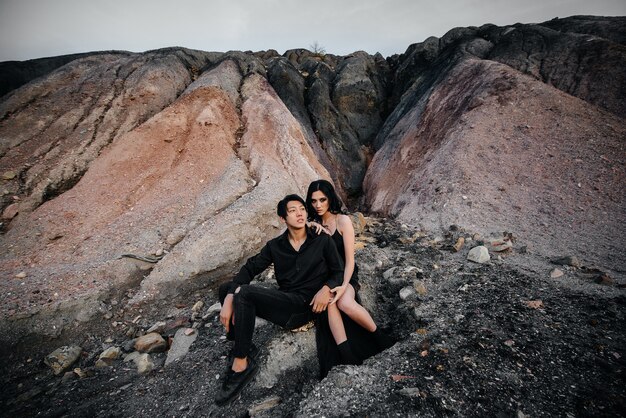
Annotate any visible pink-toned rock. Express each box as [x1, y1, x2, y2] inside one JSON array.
[[2, 203, 18, 219], [134, 332, 167, 353]]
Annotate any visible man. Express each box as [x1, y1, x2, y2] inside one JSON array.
[[215, 194, 344, 405]]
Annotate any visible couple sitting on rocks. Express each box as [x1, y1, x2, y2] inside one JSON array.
[[215, 180, 394, 406]]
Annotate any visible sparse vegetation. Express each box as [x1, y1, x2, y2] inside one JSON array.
[[309, 41, 326, 58]]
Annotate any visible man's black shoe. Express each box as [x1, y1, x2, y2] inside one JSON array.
[[226, 343, 260, 363], [223, 343, 260, 375], [215, 358, 259, 406]]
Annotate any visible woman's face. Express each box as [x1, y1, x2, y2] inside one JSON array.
[[310, 191, 329, 217]]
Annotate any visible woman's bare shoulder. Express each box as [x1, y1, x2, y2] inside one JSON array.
[[337, 214, 354, 231]]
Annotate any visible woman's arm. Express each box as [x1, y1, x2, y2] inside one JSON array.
[[330, 214, 355, 303], [338, 214, 356, 286]]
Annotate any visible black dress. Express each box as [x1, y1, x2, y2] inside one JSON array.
[[315, 230, 383, 378]]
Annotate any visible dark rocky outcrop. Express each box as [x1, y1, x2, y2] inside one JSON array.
[[267, 49, 390, 197], [539, 15, 626, 45], [0, 51, 129, 98], [484, 20, 626, 116]]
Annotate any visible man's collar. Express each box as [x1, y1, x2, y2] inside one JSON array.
[[279, 226, 318, 243]]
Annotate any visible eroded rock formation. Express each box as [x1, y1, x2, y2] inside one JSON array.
[[0, 15, 624, 367]]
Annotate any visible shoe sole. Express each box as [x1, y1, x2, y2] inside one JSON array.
[[215, 363, 260, 407]]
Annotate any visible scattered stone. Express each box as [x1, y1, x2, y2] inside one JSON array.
[[15, 271, 26, 279], [44, 346, 82, 375], [146, 321, 167, 333], [595, 273, 614, 285], [61, 371, 76, 382], [122, 339, 136, 352], [398, 388, 421, 398], [163, 316, 191, 335], [391, 374, 416, 382], [467, 246, 490, 263], [504, 340, 515, 347], [383, 267, 397, 280], [202, 303, 221, 320], [399, 286, 416, 301], [124, 352, 155, 374], [491, 239, 512, 252], [136, 354, 155, 374], [101, 346, 121, 359], [552, 256, 582, 268], [134, 332, 167, 353], [248, 396, 282, 416], [550, 268, 564, 278], [453, 237, 465, 252], [192, 301, 204, 312], [165, 328, 198, 366], [524, 300, 544, 309], [73, 368, 88, 379], [413, 280, 427, 296], [2, 203, 19, 219]]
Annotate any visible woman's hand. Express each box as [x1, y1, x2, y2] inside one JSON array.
[[308, 221, 330, 235], [329, 285, 347, 304]]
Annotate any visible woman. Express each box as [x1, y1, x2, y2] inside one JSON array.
[[306, 179, 393, 377]]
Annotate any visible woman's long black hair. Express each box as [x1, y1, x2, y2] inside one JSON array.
[[305, 179, 344, 223]]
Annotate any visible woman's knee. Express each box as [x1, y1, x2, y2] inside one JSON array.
[[337, 295, 358, 314]]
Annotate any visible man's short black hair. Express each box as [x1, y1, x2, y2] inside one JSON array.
[[277, 194, 306, 218]]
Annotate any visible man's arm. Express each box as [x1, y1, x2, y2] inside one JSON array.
[[310, 284, 332, 313], [226, 242, 274, 294]]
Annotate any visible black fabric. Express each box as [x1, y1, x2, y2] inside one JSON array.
[[315, 229, 386, 378], [227, 227, 344, 300], [316, 304, 382, 378], [337, 340, 361, 365], [219, 282, 314, 358], [330, 229, 359, 290], [214, 356, 260, 406]]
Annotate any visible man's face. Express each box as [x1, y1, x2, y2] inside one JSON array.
[[282, 200, 307, 229]]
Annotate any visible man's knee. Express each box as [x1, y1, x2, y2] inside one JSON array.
[[233, 284, 252, 305]]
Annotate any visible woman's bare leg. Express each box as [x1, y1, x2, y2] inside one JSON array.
[[328, 302, 347, 344], [336, 285, 377, 332]]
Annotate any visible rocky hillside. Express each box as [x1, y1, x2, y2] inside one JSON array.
[[0, 15, 624, 416]]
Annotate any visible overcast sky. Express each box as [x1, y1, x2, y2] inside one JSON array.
[[0, 0, 624, 62]]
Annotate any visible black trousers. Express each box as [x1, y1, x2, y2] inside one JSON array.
[[218, 283, 314, 358]]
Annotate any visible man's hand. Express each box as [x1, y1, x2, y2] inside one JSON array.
[[308, 221, 331, 235], [329, 284, 347, 304], [220, 293, 235, 332], [310, 285, 332, 313]]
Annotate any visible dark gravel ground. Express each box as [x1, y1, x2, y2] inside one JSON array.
[[1, 219, 624, 417]]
